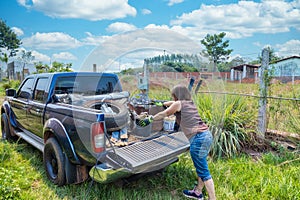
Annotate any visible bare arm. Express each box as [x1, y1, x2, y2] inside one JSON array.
[[163, 101, 175, 107], [153, 101, 181, 121]]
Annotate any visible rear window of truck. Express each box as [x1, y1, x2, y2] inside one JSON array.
[[54, 76, 121, 95]]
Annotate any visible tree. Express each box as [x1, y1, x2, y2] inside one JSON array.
[[217, 56, 246, 72], [0, 19, 22, 79], [34, 62, 50, 74], [0, 52, 8, 63], [49, 61, 72, 72], [201, 32, 233, 71], [18, 50, 35, 80], [34, 61, 73, 73], [0, 19, 22, 58], [257, 46, 281, 64]]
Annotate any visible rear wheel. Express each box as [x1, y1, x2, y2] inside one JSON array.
[[43, 137, 66, 186]]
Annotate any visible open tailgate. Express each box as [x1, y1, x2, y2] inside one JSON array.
[[105, 131, 190, 173]]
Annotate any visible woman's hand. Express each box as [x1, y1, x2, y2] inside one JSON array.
[[153, 101, 181, 121]]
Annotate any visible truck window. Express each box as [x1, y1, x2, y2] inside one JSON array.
[[17, 78, 34, 99], [55, 76, 121, 95], [33, 78, 49, 102]]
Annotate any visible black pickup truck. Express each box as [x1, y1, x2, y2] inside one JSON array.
[[1, 72, 189, 186]]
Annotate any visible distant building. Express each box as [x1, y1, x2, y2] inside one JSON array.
[[230, 56, 300, 83], [230, 64, 260, 83], [7, 61, 36, 81], [269, 56, 300, 83]]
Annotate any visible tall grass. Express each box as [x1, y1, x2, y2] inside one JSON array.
[[194, 93, 257, 159]]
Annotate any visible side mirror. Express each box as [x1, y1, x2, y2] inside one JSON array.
[[6, 89, 16, 97]]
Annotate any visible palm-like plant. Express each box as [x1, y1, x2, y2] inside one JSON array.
[[194, 94, 256, 159]]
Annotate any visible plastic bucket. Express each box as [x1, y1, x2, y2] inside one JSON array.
[[163, 116, 176, 131]]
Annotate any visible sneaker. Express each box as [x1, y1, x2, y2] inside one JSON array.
[[183, 187, 203, 200]]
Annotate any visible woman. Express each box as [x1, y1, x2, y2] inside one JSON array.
[[151, 84, 216, 200]]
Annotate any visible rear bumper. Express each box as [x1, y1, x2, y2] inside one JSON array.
[[89, 157, 179, 184]]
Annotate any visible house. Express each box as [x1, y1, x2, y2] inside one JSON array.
[[269, 56, 300, 83], [230, 56, 300, 83], [7, 61, 36, 81], [230, 64, 260, 83]]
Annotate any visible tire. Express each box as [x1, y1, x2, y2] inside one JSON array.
[[1, 113, 15, 141], [43, 137, 66, 186], [104, 101, 129, 131], [85, 101, 129, 131]]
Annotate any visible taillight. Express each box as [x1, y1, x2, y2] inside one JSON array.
[[91, 122, 105, 153]]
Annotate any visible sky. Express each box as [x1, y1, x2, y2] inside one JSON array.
[[0, 0, 300, 72]]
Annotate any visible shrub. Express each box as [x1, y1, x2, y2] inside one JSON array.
[[194, 94, 256, 159], [2, 80, 21, 90]]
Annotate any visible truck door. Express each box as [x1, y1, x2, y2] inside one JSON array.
[[27, 77, 49, 137], [10, 77, 35, 130]]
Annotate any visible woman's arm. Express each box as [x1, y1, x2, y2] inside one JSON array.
[[163, 101, 175, 107], [153, 101, 181, 121]]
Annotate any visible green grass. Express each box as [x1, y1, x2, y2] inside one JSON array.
[[1, 79, 300, 199], [0, 140, 299, 200]]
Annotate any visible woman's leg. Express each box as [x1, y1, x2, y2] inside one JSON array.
[[204, 178, 216, 200], [195, 177, 216, 200], [190, 131, 215, 199], [195, 177, 204, 193]]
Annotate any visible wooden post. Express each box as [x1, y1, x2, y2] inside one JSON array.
[[258, 48, 269, 138], [93, 64, 97, 72]]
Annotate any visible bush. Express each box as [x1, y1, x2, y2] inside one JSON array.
[[194, 94, 256, 159], [2, 80, 21, 90]]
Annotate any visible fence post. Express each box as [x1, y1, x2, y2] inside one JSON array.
[[257, 48, 269, 138]]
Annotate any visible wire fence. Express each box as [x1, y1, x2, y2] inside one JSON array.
[[198, 91, 300, 101], [198, 90, 300, 136]]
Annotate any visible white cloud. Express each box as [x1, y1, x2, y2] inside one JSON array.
[[30, 51, 77, 64], [253, 42, 262, 47], [80, 28, 203, 72], [81, 32, 109, 46], [145, 24, 170, 30], [22, 32, 82, 50], [31, 50, 51, 63], [11, 27, 24, 36], [106, 22, 137, 33], [141, 9, 152, 15], [276, 39, 300, 57], [17, 0, 136, 21], [170, 1, 300, 39], [168, 0, 184, 6], [52, 52, 77, 61]]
